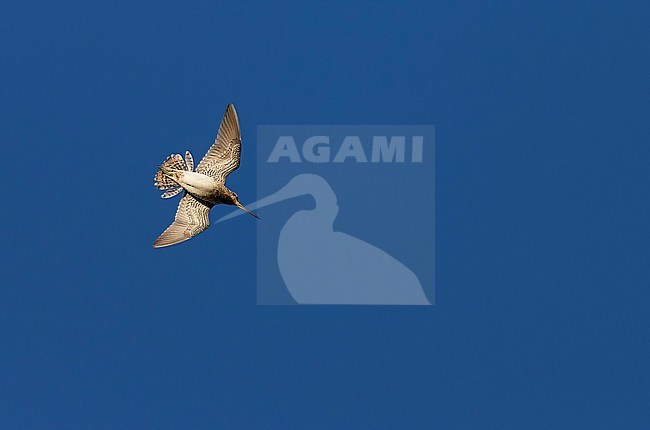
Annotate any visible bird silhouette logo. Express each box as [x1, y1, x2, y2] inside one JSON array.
[[219, 174, 430, 305]]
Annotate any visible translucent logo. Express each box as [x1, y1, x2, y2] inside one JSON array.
[[219, 125, 435, 305]]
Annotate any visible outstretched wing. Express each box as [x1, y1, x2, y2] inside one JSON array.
[[196, 104, 241, 184], [153, 193, 213, 248]]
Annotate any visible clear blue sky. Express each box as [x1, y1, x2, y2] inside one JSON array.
[[1, 1, 649, 428]]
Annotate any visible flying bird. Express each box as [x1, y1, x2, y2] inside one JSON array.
[[153, 104, 258, 248]]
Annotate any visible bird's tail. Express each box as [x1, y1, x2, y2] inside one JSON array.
[[154, 153, 187, 191]]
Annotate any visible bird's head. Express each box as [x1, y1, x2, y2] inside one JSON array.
[[225, 189, 238, 202], [230, 192, 260, 220]]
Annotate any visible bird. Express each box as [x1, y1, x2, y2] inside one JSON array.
[[152, 104, 258, 248]]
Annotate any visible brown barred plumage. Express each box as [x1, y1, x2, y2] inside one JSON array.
[[152, 104, 257, 248]]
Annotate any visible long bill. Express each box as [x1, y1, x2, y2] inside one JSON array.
[[235, 201, 260, 219]]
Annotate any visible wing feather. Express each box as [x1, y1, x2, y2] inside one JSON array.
[[153, 193, 213, 248], [185, 151, 194, 172], [196, 104, 241, 184]]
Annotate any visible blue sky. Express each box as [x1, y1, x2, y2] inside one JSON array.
[[1, 1, 649, 428]]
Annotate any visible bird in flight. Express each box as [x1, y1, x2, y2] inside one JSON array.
[[152, 104, 258, 248]]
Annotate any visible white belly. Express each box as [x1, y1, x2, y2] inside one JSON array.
[[177, 171, 219, 197]]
